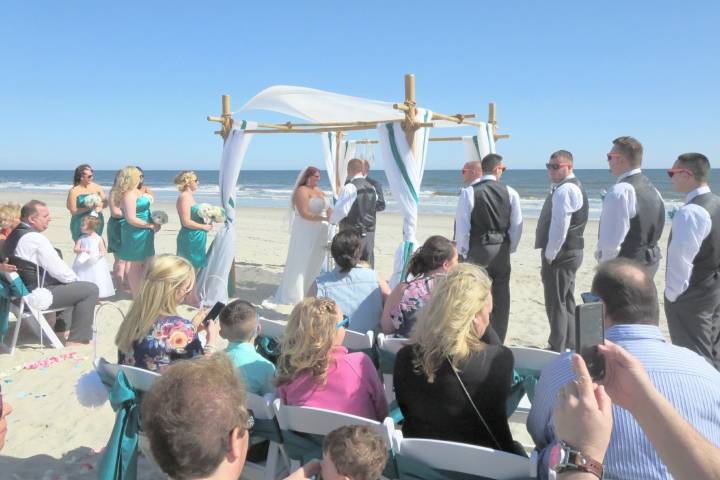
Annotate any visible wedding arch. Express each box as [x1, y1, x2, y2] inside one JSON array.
[[197, 74, 510, 305]]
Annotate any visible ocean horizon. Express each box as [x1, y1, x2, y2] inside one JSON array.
[[0, 169, 704, 219]]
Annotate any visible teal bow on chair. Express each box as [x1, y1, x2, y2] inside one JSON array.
[[0, 273, 29, 341], [506, 368, 541, 418], [97, 371, 140, 480]]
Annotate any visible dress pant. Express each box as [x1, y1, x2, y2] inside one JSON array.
[[360, 231, 375, 268], [467, 241, 511, 343], [541, 249, 583, 352], [665, 272, 720, 370], [50, 281, 99, 342]]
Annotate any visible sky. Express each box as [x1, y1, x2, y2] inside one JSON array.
[[1, 1, 719, 171]]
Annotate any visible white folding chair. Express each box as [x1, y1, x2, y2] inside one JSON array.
[[6, 296, 66, 354], [242, 393, 289, 480], [508, 346, 559, 424], [258, 317, 286, 340], [390, 422, 536, 479], [272, 398, 393, 472], [376, 333, 409, 404], [94, 358, 164, 476], [342, 329, 374, 351]]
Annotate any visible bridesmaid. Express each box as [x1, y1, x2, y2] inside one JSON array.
[[66, 164, 106, 242], [114, 166, 159, 294], [107, 171, 127, 289], [175, 171, 212, 269]]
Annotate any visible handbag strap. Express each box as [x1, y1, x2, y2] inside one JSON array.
[[445, 355, 503, 451]]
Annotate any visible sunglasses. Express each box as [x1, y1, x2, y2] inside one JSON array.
[[667, 168, 693, 178], [606, 153, 623, 162], [496, 165, 507, 172], [336, 314, 350, 330], [545, 163, 571, 171]]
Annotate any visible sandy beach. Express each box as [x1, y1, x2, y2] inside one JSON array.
[[0, 191, 672, 478]]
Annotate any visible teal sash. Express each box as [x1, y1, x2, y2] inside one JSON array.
[[0, 274, 29, 340], [97, 371, 140, 480]]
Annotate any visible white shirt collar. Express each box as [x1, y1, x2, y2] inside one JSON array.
[[480, 174, 498, 182], [617, 168, 642, 182], [552, 173, 575, 187], [685, 185, 711, 203], [350, 173, 364, 181]]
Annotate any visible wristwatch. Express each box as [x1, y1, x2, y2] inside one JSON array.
[[548, 441, 603, 479]]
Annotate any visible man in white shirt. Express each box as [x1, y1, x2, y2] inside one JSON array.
[[454, 154, 523, 342], [665, 153, 720, 370], [330, 159, 378, 267], [534, 150, 588, 352], [596, 136, 665, 277], [1, 200, 98, 345]]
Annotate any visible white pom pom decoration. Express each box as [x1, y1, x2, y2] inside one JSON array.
[[26, 287, 53, 311], [75, 370, 109, 408]]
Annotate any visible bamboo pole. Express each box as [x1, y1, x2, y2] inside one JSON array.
[[403, 74, 418, 154], [335, 131, 343, 194], [243, 122, 434, 134], [221, 95, 232, 141], [353, 136, 474, 144]]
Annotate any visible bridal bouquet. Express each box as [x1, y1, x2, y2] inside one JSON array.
[[197, 203, 226, 224], [151, 210, 169, 225], [83, 193, 103, 208]]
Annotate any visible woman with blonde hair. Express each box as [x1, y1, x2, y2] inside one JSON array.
[[114, 166, 159, 294], [276, 297, 388, 421], [174, 170, 211, 269], [0, 203, 21, 240], [393, 263, 520, 454], [116, 255, 218, 372], [107, 171, 127, 289]]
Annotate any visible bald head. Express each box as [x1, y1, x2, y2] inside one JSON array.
[[462, 161, 482, 184], [347, 158, 364, 177], [591, 258, 659, 326]]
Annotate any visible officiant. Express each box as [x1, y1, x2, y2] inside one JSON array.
[[330, 158, 379, 267]]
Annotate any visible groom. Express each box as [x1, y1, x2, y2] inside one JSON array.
[[330, 158, 379, 267]]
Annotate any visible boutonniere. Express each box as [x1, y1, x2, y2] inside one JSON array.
[[600, 189, 607, 201], [668, 206, 679, 220]]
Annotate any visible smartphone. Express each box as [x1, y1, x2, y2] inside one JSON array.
[[574, 302, 606, 381], [580, 292, 601, 303], [202, 301, 226, 326]]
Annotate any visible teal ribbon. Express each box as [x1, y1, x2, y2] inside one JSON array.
[[97, 371, 140, 480], [279, 429, 324, 463], [0, 275, 29, 341], [506, 368, 541, 418], [250, 417, 283, 444]]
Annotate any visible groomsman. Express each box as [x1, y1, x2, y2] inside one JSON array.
[[362, 160, 386, 212], [535, 150, 588, 352], [664, 153, 720, 370], [596, 136, 665, 276], [455, 154, 522, 342], [330, 158, 378, 267]]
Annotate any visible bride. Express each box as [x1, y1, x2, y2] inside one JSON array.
[[271, 166, 331, 305]]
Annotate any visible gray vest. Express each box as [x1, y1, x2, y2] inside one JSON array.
[[618, 173, 665, 262], [470, 180, 511, 246], [535, 177, 589, 252], [679, 192, 720, 285], [340, 177, 377, 234], [1, 223, 63, 291]]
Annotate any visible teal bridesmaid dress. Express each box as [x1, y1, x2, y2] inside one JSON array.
[[106, 216, 123, 254], [70, 193, 105, 242], [118, 196, 155, 261], [176, 204, 208, 269]]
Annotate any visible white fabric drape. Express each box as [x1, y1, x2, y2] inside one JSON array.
[[319, 134, 357, 199], [196, 121, 256, 306], [377, 109, 433, 287], [462, 123, 496, 163]]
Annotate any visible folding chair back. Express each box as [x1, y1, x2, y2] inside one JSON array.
[[258, 317, 286, 340], [508, 347, 559, 423], [376, 333, 409, 404], [243, 393, 289, 480], [342, 329, 374, 351]]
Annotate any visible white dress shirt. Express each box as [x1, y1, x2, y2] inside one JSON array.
[[14, 223, 77, 283], [596, 168, 642, 262], [454, 174, 523, 257], [665, 186, 713, 302], [545, 174, 584, 262], [330, 174, 365, 224]]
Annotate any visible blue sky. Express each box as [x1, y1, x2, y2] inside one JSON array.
[[1, 1, 718, 171]]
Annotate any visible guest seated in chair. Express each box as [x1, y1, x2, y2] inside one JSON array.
[[276, 297, 388, 421], [0, 200, 98, 346], [308, 229, 390, 333], [381, 235, 458, 337], [393, 263, 521, 454], [115, 254, 219, 372]]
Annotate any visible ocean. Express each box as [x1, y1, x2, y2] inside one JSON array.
[[0, 169, 704, 219]]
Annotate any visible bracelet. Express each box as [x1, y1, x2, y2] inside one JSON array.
[[204, 343, 217, 354]]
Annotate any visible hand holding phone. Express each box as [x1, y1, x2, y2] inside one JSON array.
[[575, 302, 606, 381], [202, 301, 226, 326]]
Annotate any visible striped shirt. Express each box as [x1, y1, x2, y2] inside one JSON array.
[[527, 324, 720, 479]]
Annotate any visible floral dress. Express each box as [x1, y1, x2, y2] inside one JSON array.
[[388, 274, 444, 337], [118, 315, 203, 372]]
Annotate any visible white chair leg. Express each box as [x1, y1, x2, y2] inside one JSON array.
[[9, 302, 24, 355], [263, 443, 279, 480], [290, 459, 301, 473]]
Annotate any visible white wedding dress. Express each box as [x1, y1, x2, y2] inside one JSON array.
[[270, 196, 329, 305]]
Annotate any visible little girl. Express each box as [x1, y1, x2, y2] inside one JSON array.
[[72, 214, 115, 299]]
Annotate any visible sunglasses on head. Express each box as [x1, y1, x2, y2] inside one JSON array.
[[545, 163, 571, 171], [336, 314, 350, 330], [667, 168, 693, 178]]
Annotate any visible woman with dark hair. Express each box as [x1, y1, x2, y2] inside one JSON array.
[[308, 229, 390, 332], [269, 166, 331, 305], [66, 164, 106, 242], [380, 235, 458, 336]]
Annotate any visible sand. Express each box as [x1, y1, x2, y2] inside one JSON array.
[[0, 191, 672, 478]]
